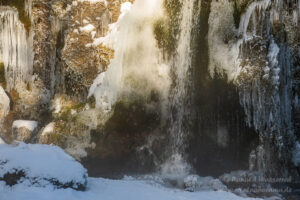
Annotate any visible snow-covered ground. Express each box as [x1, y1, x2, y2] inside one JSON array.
[[0, 142, 261, 200], [0, 177, 261, 200]]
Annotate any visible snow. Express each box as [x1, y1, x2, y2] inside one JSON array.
[[0, 143, 261, 200], [41, 122, 55, 136], [73, 29, 79, 34], [88, 72, 106, 97], [72, 1, 78, 6], [0, 177, 260, 200], [0, 86, 10, 120], [83, 19, 89, 24], [12, 120, 38, 132], [79, 24, 95, 33], [91, 31, 96, 38], [0, 137, 6, 144], [0, 143, 87, 184]]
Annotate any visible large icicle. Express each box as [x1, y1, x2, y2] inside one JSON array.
[[0, 7, 34, 91], [238, 0, 271, 38]]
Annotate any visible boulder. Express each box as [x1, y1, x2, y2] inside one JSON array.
[[12, 120, 38, 143], [0, 143, 87, 191]]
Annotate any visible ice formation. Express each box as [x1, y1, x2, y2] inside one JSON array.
[[89, 0, 170, 112], [208, 0, 274, 78], [208, 0, 297, 175], [0, 7, 34, 91], [293, 142, 300, 166], [208, 0, 241, 79], [238, 0, 271, 38], [0, 86, 10, 121]]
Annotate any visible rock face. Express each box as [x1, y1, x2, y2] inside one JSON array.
[[0, 143, 87, 191], [0, 0, 124, 159], [207, 0, 300, 177]]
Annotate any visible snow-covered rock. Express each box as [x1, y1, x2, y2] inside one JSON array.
[[0, 143, 87, 190], [0, 137, 6, 144], [12, 120, 38, 142]]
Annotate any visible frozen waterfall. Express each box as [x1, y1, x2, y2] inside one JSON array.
[[0, 7, 33, 91]]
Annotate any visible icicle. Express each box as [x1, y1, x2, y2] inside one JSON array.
[[267, 40, 280, 88], [0, 7, 34, 91], [293, 9, 298, 25], [238, 0, 271, 39], [25, 0, 33, 16]]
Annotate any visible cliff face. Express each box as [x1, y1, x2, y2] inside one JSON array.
[[207, 0, 300, 177], [0, 0, 299, 182], [0, 0, 126, 159]]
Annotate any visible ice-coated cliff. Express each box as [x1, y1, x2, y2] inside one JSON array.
[[0, 2, 299, 197]]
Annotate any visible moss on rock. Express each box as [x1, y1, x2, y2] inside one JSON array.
[[0, 62, 6, 89], [153, 0, 182, 57]]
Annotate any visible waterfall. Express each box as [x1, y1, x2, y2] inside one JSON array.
[[0, 7, 33, 91], [160, 0, 198, 180]]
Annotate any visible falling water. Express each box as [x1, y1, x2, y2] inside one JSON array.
[[89, 0, 170, 113], [160, 0, 198, 180]]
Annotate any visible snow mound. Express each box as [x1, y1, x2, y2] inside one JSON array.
[[12, 120, 38, 132], [0, 143, 87, 190]]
